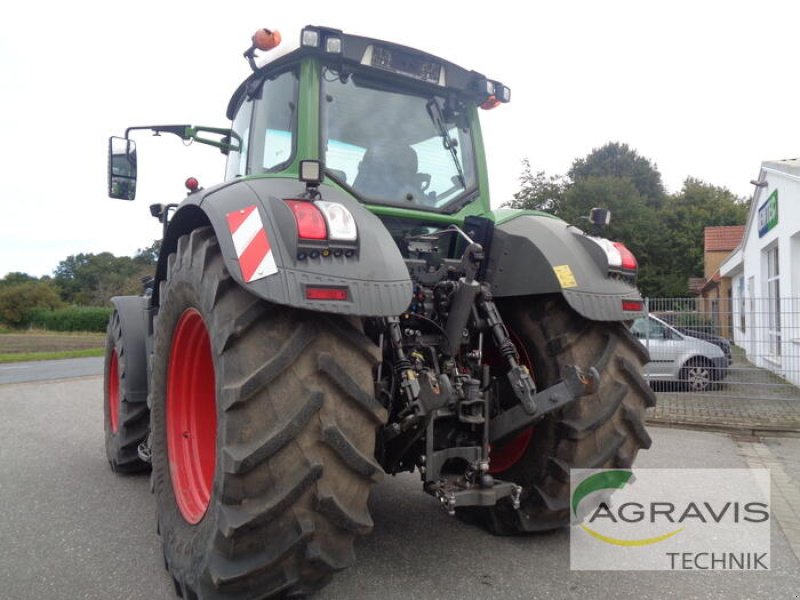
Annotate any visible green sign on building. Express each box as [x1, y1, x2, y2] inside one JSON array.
[[758, 189, 778, 238]]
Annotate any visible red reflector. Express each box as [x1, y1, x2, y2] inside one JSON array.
[[306, 287, 348, 301], [622, 300, 643, 312], [613, 242, 638, 270], [285, 200, 327, 240]]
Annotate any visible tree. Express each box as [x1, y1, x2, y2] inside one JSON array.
[[133, 240, 162, 266], [510, 144, 749, 298], [504, 159, 568, 214], [559, 176, 649, 233], [0, 272, 37, 287], [649, 177, 749, 296], [560, 176, 670, 295], [54, 252, 143, 306], [0, 281, 64, 326], [568, 142, 665, 208]]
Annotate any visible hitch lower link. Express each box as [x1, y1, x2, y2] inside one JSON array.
[[489, 364, 599, 445], [431, 479, 522, 517], [479, 283, 600, 444], [423, 364, 596, 517]]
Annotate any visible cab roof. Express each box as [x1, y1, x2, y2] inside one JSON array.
[[227, 25, 510, 120]]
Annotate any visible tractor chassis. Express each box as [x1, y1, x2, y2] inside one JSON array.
[[374, 230, 598, 514]]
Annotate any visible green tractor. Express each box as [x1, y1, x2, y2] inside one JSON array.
[[105, 25, 654, 599]]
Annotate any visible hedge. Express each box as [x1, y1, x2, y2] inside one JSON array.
[[670, 312, 715, 330], [28, 307, 112, 332]]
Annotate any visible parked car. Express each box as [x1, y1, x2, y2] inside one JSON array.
[[672, 327, 733, 366], [630, 314, 728, 391], [650, 312, 733, 366]]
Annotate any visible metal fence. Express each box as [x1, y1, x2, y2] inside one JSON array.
[[636, 297, 800, 401]]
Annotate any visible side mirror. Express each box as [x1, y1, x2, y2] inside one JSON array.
[[589, 207, 611, 228], [108, 136, 137, 200]]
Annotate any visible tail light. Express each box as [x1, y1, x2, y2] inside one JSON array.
[[588, 237, 638, 273], [284, 200, 327, 240], [316, 201, 358, 241], [284, 200, 358, 242], [612, 242, 638, 271]]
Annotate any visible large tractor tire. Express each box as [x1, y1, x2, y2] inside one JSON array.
[[149, 227, 385, 599], [104, 308, 150, 473], [464, 294, 655, 534]]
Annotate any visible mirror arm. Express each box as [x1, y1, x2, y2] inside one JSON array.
[[187, 126, 242, 153], [122, 125, 242, 154], [124, 124, 191, 140]]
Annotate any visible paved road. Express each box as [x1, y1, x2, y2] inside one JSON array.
[[0, 356, 103, 385], [2, 376, 800, 599]]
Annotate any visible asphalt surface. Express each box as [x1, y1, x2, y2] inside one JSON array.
[[5, 355, 800, 435], [2, 369, 800, 599], [0, 356, 103, 385]]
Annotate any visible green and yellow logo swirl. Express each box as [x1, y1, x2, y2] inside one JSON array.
[[572, 470, 683, 547]]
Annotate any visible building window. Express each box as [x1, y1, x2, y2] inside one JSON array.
[[766, 246, 781, 358]]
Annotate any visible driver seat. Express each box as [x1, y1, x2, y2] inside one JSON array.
[[353, 143, 424, 201]]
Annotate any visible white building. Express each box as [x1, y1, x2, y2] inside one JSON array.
[[720, 158, 800, 386]]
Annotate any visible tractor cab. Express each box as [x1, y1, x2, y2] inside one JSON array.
[[224, 25, 509, 221]]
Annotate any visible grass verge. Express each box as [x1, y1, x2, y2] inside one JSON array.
[[0, 348, 105, 363], [0, 330, 105, 354]]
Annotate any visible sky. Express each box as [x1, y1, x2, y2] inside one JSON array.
[[2, 1, 799, 278]]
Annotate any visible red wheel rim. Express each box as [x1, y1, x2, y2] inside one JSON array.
[[107, 350, 120, 433], [489, 426, 534, 473], [167, 309, 217, 524], [488, 329, 536, 474]]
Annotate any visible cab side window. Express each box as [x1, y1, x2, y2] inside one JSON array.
[[225, 69, 298, 179], [252, 70, 298, 173], [225, 99, 252, 180]]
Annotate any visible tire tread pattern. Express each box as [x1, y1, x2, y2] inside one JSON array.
[[150, 227, 384, 599]]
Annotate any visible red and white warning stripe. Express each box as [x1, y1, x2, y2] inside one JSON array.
[[225, 205, 278, 283]]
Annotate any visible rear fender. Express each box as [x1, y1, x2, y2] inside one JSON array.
[[109, 296, 149, 403], [153, 177, 412, 317], [486, 214, 643, 321]]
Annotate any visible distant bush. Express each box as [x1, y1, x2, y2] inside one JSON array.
[[653, 311, 717, 333], [0, 281, 64, 326], [28, 307, 112, 332], [672, 312, 714, 329]]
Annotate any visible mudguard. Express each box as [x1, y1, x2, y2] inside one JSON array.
[[109, 296, 149, 403], [153, 177, 412, 317], [485, 214, 643, 322]]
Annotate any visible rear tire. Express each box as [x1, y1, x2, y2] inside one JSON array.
[[461, 295, 655, 534], [150, 227, 385, 599], [103, 309, 150, 474]]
